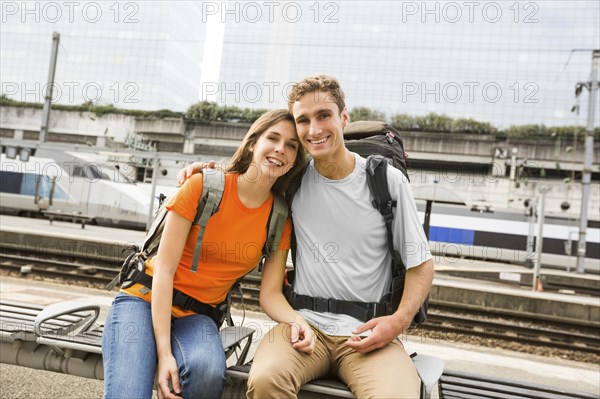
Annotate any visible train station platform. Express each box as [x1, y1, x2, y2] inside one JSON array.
[[0, 275, 599, 398], [1, 215, 598, 327]]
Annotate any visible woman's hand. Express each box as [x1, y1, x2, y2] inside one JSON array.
[[156, 353, 182, 399]]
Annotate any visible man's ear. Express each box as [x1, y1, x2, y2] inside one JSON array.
[[341, 108, 350, 128]]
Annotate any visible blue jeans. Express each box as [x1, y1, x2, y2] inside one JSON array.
[[102, 293, 226, 399]]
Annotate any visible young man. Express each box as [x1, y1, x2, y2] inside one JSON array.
[[179, 75, 434, 398]]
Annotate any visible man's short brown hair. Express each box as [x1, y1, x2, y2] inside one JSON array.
[[287, 75, 346, 114]]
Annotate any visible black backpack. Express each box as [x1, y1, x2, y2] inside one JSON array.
[[287, 121, 428, 329], [344, 120, 409, 180]]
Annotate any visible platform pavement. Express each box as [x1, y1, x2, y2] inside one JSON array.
[[0, 276, 599, 398], [0, 214, 146, 245]]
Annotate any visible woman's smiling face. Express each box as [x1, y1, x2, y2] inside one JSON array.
[[250, 119, 300, 181]]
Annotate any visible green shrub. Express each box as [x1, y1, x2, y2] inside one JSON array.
[[349, 106, 386, 122]]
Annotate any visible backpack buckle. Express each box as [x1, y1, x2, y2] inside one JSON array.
[[385, 132, 394, 144], [119, 252, 146, 289], [258, 254, 267, 272], [373, 302, 381, 318]]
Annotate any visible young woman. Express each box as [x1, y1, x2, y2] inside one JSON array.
[[102, 109, 307, 399]]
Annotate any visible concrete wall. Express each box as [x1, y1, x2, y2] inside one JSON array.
[[402, 131, 597, 169], [1, 106, 598, 217], [2, 105, 596, 168], [1, 106, 136, 144]]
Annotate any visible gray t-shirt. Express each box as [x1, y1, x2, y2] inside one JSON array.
[[292, 153, 432, 336]]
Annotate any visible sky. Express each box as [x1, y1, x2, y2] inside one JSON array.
[[1, 1, 599, 128]]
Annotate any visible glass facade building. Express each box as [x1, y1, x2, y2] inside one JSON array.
[[211, 1, 600, 128], [2, 1, 598, 127], [1, 2, 206, 111]]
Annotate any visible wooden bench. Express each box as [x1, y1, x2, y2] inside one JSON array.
[[43, 211, 94, 229], [438, 370, 598, 399]]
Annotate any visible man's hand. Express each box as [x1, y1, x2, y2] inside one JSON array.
[[176, 161, 217, 186], [345, 314, 408, 354], [289, 321, 316, 355]]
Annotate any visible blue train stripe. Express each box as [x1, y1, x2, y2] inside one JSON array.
[[428, 226, 475, 245]]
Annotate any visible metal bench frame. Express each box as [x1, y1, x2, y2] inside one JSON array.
[[0, 299, 446, 398], [438, 370, 598, 399]]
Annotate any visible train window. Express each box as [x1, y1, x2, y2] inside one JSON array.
[[0, 171, 67, 200], [20, 173, 38, 196], [63, 162, 133, 184], [85, 165, 102, 180], [72, 166, 85, 178], [0, 171, 23, 194]]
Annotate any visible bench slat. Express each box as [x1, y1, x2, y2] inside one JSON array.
[[439, 371, 598, 399]]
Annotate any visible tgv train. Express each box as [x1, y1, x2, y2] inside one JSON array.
[[0, 152, 154, 230], [420, 203, 599, 272], [1, 153, 597, 272]]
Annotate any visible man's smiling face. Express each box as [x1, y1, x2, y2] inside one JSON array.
[[292, 90, 349, 162]]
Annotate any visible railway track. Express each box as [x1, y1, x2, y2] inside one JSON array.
[[1, 250, 599, 357]]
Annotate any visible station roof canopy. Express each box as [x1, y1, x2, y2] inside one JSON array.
[[412, 184, 466, 205]]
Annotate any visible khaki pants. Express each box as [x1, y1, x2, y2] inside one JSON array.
[[247, 323, 421, 399]]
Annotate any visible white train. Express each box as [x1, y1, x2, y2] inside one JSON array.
[[0, 152, 162, 230], [1, 153, 597, 272], [419, 202, 599, 272]]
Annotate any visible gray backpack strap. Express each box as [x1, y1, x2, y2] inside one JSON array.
[[259, 194, 288, 271], [269, 194, 288, 256], [143, 206, 169, 258], [191, 169, 225, 273]]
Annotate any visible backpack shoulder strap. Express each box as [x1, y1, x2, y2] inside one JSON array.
[[191, 169, 225, 273], [269, 194, 288, 255], [288, 161, 310, 269], [259, 193, 288, 272], [142, 205, 168, 257], [366, 155, 404, 274]]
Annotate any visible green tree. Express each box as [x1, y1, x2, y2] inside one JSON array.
[[450, 117, 496, 135], [349, 106, 386, 122], [186, 101, 222, 122], [390, 114, 418, 131]]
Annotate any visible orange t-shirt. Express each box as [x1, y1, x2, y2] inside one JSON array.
[[122, 173, 292, 318]]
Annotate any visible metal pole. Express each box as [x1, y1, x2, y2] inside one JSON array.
[[146, 152, 159, 231], [509, 148, 517, 181], [424, 200, 432, 240], [524, 202, 536, 268], [532, 186, 550, 291], [40, 32, 60, 143], [576, 49, 600, 274]]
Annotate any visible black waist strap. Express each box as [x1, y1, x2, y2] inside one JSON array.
[[128, 268, 225, 326], [284, 290, 391, 322]]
